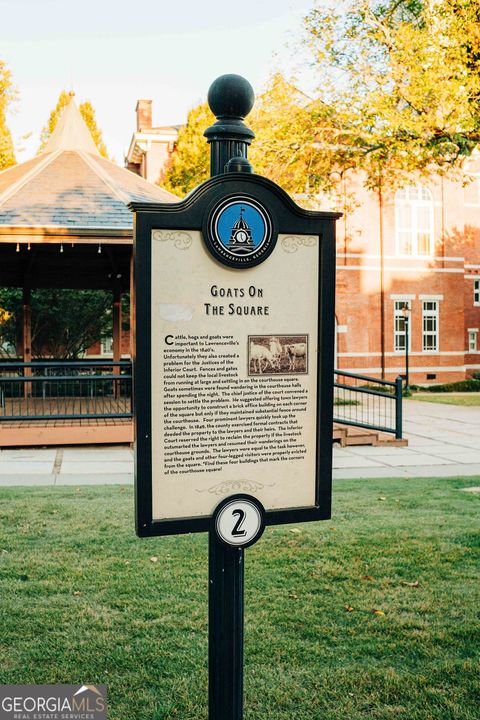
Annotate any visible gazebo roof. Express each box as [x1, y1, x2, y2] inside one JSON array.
[[0, 98, 176, 235]]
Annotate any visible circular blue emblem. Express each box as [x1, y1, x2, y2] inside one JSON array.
[[205, 195, 276, 267]]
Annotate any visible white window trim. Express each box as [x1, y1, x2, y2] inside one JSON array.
[[395, 183, 435, 258], [422, 300, 439, 353], [468, 330, 478, 353], [339, 253, 464, 262], [474, 279, 480, 307], [394, 300, 412, 353], [341, 364, 466, 373], [100, 336, 114, 356], [338, 350, 463, 357]]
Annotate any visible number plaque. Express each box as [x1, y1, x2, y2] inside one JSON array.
[[213, 494, 266, 548]]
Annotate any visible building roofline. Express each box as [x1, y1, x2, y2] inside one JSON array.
[[0, 151, 62, 208], [79, 150, 132, 205], [125, 127, 181, 165], [42, 98, 100, 155], [0, 225, 132, 236]]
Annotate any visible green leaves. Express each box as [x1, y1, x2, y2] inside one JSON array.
[[0, 288, 113, 359], [0, 59, 16, 170], [301, 0, 480, 189], [160, 1, 479, 204], [162, 102, 215, 196], [77, 100, 109, 158]]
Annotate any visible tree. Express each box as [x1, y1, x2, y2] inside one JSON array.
[[250, 73, 344, 200], [0, 288, 112, 359], [38, 90, 109, 157], [160, 1, 480, 200], [162, 102, 215, 196], [302, 0, 480, 190], [0, 290, 20, 356], [0, 59, 16, 170], [78, 100, 108, 158], [159, 82, 346, 206], [160, 89, 322, 199]]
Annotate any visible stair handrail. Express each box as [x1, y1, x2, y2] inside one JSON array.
[[334, 370, 403, 439]]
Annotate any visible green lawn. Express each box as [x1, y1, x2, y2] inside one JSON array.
[[0, 479, 479, 720], [409, 393, 480, 406]]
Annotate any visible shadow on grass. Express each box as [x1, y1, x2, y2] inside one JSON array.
[[0, 477, 478, 719]]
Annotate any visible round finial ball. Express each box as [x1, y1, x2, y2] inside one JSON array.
[[208, 74, 255, 119]]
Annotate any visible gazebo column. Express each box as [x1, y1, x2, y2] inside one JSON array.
[[112, 288, 122, 399], [129, 252, 135, 360], [22, 287, 32, 398], [129, 253, 135, 417]]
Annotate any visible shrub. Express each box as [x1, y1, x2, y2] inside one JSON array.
[[424, 379, 480, 393]]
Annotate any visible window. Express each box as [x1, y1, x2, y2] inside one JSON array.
[[422, 301, 439, 351], [395, 184, 434, 256], [474, 279, 480, 306], [101, 336, 113, 355], [394, 301, 411, 352], [468, 331, 478, 353], [0, 341, 16, 357]]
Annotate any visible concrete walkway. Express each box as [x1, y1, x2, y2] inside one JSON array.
[[0, 446, 134, 486], [334, 399, 480, 479], [0, 399, 479, 485]]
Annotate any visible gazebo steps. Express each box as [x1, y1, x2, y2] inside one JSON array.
[[333, 423, 408, 447], [2, 420, 406, 449], [0, 420, 133, 447]]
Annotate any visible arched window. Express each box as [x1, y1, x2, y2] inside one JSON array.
[[395, 184, 434, 256]]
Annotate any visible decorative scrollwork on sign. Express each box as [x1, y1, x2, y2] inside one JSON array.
[[197, 479, 274, 496], [281, 235, 317, 253], [152, 230, 193, 250]]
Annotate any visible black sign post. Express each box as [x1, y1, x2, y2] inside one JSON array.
[[206, 76, 261, 720], [132, 74, 339, 720]]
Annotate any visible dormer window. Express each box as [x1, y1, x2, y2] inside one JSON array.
[[395, 184, 434, 256]]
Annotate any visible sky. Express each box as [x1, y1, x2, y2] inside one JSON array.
[[2, 0, 312, 164]]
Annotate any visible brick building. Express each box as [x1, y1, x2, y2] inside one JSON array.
[[126, 100, 480, 385], [125, 100, 180, 185], [334, 159, 480, 384]]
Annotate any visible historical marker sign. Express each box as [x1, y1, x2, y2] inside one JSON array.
[[133, 174, 338, 537], [133, 73, 341, 720]]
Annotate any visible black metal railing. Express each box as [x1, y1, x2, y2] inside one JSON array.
[[0, 360, 132, 421], [0, 361, 400, 437], [333, 370, 403, 439]]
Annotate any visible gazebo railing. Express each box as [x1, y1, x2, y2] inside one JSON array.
[[0, 361, 401, 437], [0, 360, 132, 421]]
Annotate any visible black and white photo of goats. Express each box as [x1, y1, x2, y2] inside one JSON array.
[[248, 335, 308, 375]]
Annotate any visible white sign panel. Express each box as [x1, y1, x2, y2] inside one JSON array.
[[150, 230, 319, 521]]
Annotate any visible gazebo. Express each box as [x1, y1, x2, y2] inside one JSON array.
[[0, 99, 176, 446]]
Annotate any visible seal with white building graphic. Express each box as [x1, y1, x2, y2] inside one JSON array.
[[204, 194, 276, 267]]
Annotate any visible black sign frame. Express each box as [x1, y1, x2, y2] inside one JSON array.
[[131, 172, 339, 538]]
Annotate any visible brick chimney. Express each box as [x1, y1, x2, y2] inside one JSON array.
[[136, 99, 152, 131]]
